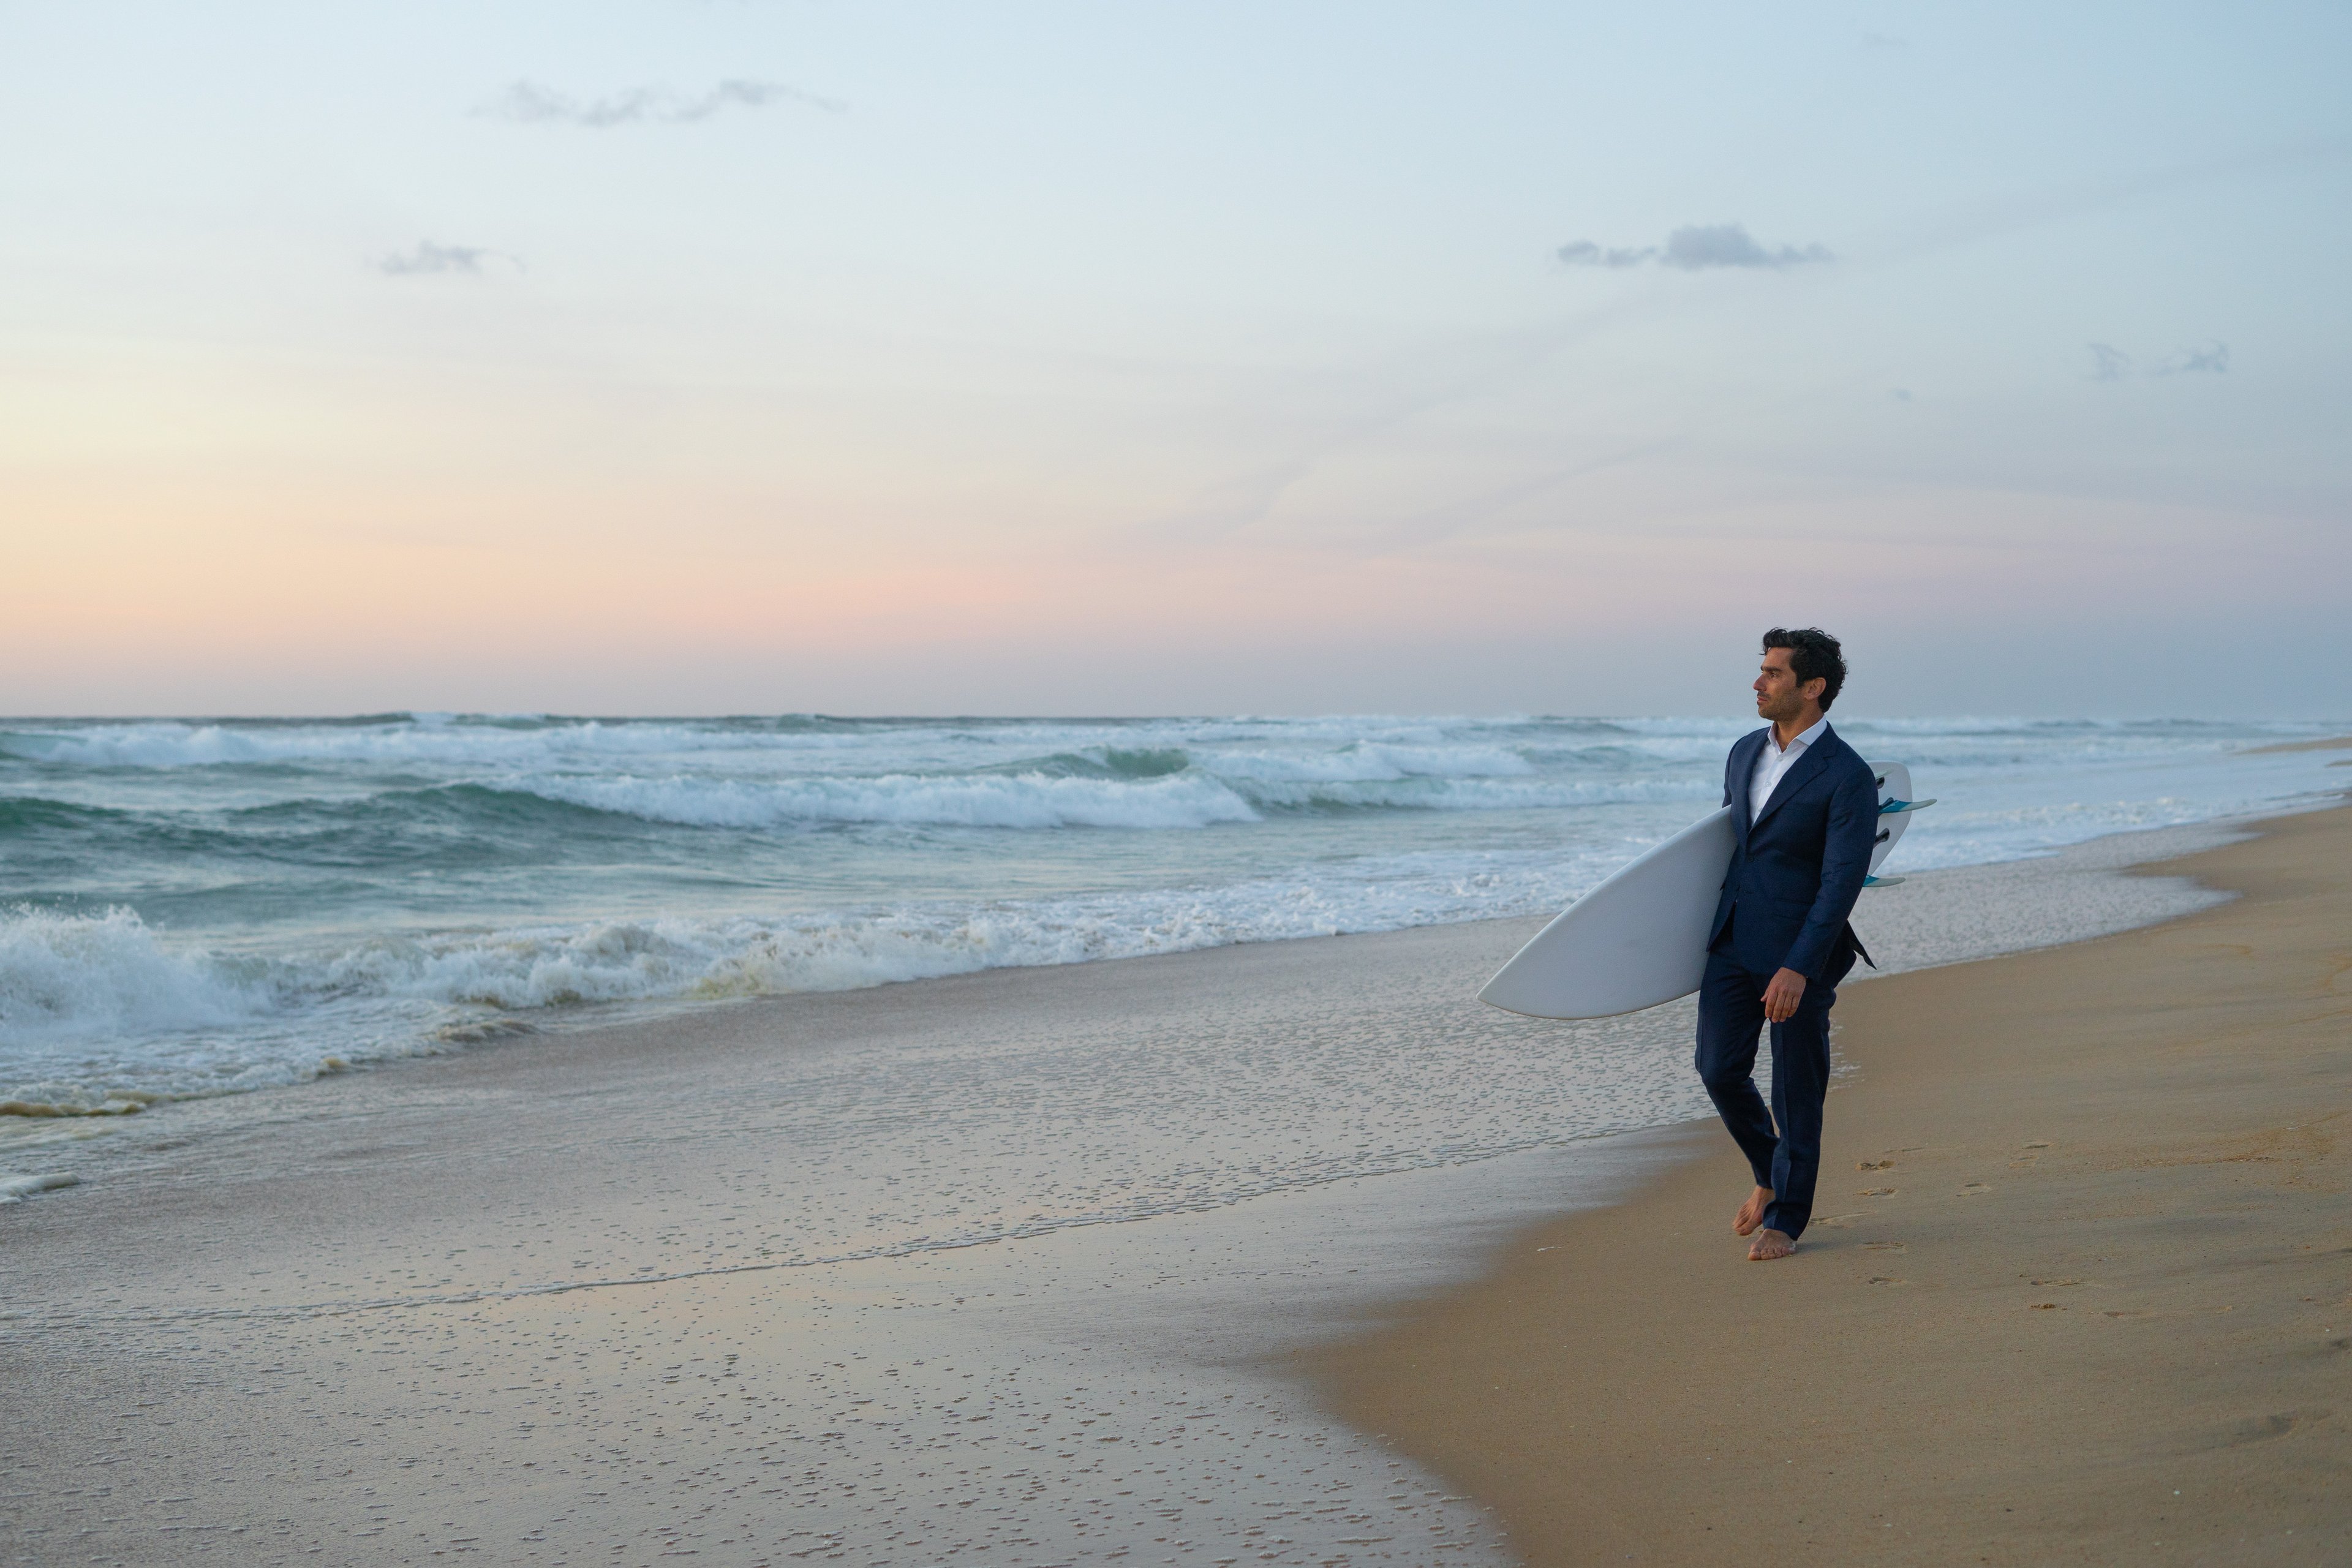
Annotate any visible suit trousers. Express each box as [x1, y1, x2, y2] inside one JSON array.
[[1693, 933, 1854, 1242]]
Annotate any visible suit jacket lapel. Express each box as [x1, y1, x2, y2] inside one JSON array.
[[1751, 724, 1836, 835], [1730, 728, 1767, 851]]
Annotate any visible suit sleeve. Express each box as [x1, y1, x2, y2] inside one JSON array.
[[1782, 759, 1876, 979]]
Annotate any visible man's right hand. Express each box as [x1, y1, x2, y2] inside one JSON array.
[[1763, 967, 1807, 1023]]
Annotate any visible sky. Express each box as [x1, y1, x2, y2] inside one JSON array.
[[4, 1, 2348, 718]]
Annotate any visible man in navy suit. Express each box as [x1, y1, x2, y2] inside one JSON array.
[[1700, 628, 1879, 1261]]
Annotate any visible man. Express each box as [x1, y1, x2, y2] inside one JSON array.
[[1699, 627, 1878, 1261]]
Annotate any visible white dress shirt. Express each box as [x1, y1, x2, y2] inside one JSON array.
[[1749, 715, 1831, 824]]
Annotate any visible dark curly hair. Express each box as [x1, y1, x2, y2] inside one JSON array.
[[1762, 627, 1847, 710]]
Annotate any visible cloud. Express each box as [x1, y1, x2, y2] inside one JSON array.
[[2087, 340, 2230, 380], [377, 241, 512, 277], [2156, 341, 2230, 375], [1555, 240, 1657, 269], [1877, 138, 2351, 268], [484, 78, 845, 128], [1660, 224, 1833, 269], [2086, 342, 2132, 380], [1559, 223, 1831, 271]]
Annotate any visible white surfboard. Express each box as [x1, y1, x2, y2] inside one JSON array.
[[1477, 805, 1739, 1019], [1478, 758, 1928, 1020]]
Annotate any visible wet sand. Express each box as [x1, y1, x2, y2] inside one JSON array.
[[2248, 736, 2352, 754], [1310, 802, 2352, 1566], [4, 920, 1588, 1567]]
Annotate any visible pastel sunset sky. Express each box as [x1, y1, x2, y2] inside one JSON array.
[[5, 2, 2347, 717]]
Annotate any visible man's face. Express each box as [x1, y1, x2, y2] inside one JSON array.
[[1754, 647, 1825, 723]]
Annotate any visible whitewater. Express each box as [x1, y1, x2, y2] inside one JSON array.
[[1, 712, 2341, 1123]]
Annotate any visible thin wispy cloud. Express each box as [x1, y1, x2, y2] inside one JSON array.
[[1877, 138, 2352, 267], [1555, 241, 1656, 270], [2157, 341, 2230, 375], [1558, 223, 1833, 271], [2087, 342, 2133, 380], [2087, 340, 2229, 380], [484, 78, 845, 129], [377, 241, 516, 277], [1140, 294, 1662, 543]]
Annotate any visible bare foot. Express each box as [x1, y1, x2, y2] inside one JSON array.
[[1747, 1228, 1796, 1261], [1733, 1185, 1774, 1237]]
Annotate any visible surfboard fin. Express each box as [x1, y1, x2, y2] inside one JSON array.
[[1877, 797, 1937, 815], [1863, 874, 1905, 888]]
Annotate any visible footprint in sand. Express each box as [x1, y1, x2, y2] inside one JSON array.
[[2104, 1309, 2153, 1319], [1856, 1159, 1895, 1171], [2030, 1302, 2061, 1310], [1959, 1183, 1992, 1196], [1863, 1240, 1907, 1253], [2030, 1278, 2081, 1287], [1866, 1276, 1904, 1286], [1858, 1187, 1896, 1197]]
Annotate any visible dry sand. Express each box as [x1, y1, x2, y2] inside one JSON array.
[[1309, 803, 2352, 1566]]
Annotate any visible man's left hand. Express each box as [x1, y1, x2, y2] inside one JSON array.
[[1763, 967, 1807, 1023]]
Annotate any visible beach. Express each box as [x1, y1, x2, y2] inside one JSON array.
[[1313, 797, 2352, 1565], [14, 2, 2350, 1558], [4, 775, 2343, 1563]]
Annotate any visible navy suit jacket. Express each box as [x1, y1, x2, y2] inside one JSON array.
[[1706, 723, 1878, 981]]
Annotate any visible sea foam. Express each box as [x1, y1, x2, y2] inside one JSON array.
[[0, 718, 859, 771], [496, 769, 1265, 831], [0, 848, 1610, 1110], [0, 906, 273, 1041]]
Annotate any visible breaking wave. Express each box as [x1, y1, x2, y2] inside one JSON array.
[[478, 765, 1711, 831], [0, 846, 1610, 1110], [0, 905, 273, 1042], [0, 717, 864, 770], [495, 769, 1265, 831]]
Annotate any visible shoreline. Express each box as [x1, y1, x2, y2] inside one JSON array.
[[1305, 798, 2352, 1565]]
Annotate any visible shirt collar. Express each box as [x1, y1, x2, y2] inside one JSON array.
[[1768, 715, 1831, 756]]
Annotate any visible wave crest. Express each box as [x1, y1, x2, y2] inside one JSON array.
[[499, 769, 1263, 831], [0, 719, 861, 770], [473, 760, 1703, 832], [0, 907, 271, 1042]]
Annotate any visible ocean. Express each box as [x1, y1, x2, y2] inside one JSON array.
[[1, 712, 2341, 1125]]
